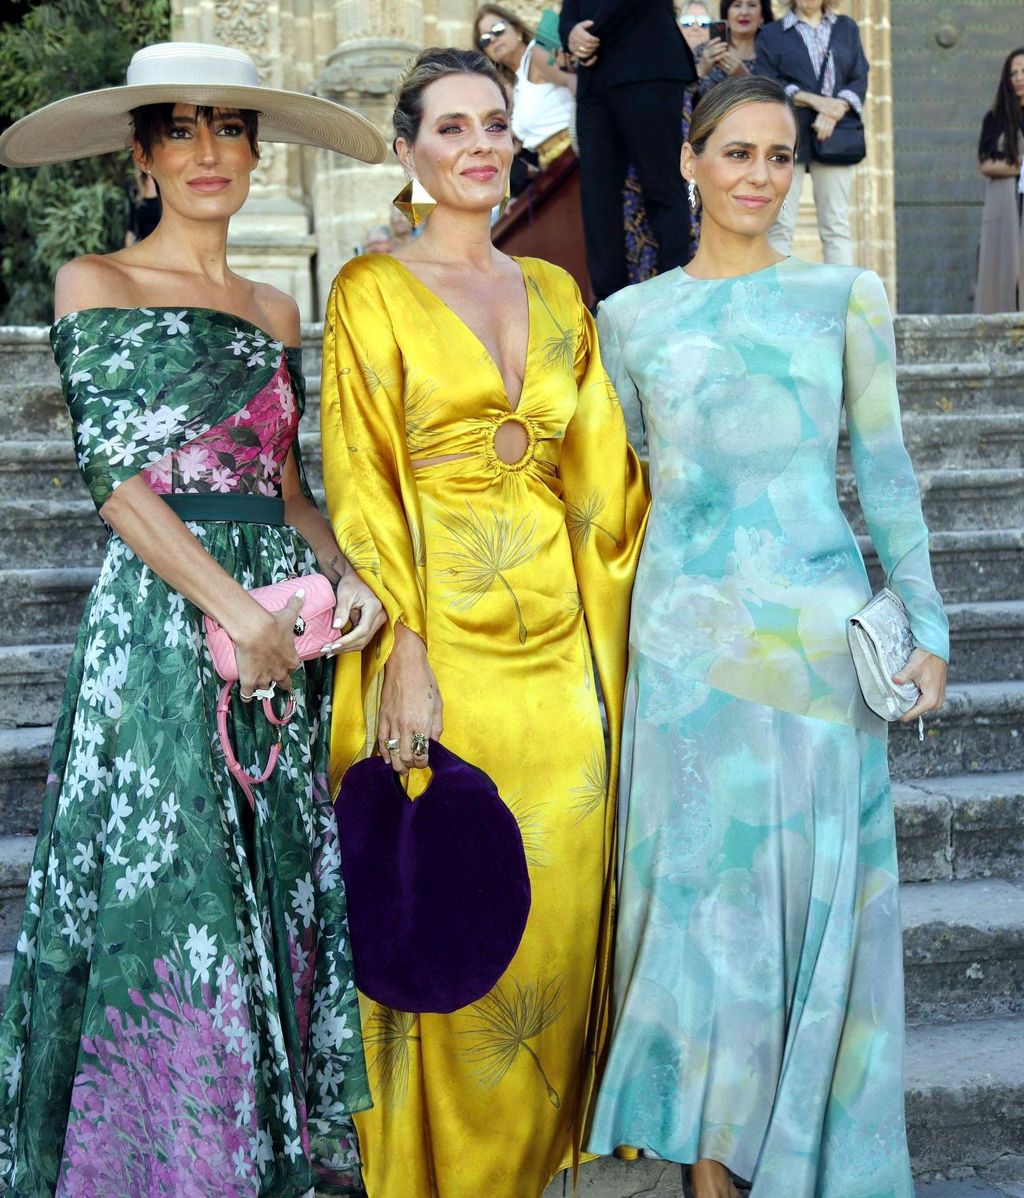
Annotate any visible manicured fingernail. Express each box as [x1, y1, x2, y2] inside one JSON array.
[[295, 588, 305, 599], [333, 617, 342, 628]]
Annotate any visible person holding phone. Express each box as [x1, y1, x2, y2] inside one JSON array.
[[696, 0, 773, 95]]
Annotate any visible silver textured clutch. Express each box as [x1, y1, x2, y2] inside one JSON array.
[[848, 587, 919, 721]]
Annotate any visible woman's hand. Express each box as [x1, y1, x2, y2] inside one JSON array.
[[321, 567, 386, 655], [817, 95, 849, 120], [378, 625, 444, 775], [894, 648, 947, 724], [699, 37, 727, 76], [233, 593, 305, 701], [813, 112, 837, 142]]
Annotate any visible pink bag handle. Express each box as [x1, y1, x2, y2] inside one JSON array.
[[215, 681, 297, 810]]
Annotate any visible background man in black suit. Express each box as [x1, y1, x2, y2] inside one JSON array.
[[559, 0, 697, 302]]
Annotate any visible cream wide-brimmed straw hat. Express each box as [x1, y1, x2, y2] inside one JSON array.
[[0, 41, 387, 167]]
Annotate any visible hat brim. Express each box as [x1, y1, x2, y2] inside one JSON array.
[[0, 82, 387, 167]]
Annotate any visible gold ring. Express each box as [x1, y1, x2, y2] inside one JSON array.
[[411, 732, 429, 756], [385, 737, 400, 754]]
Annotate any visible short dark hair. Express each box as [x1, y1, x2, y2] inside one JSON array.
[[392, 48, 507, 149], [130, 103, 260, 159]]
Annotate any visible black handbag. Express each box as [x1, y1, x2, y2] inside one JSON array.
[[809, 49, 866, 166]]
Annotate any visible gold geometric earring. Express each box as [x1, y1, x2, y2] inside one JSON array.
[[393, 177, 437, 229], [496, 177, 513, 220]]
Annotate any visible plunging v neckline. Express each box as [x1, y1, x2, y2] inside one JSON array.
[[386, 254, 534, 413]]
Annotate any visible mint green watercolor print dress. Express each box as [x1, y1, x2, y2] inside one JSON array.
[[587, 261, 949, 1196], [0, 309, 369, 1197]]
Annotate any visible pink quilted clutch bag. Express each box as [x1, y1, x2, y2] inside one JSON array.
[[203, 573, 337, 810], [203, 573, 337, 682]]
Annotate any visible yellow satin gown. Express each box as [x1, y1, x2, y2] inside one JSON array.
[[320, 253, 647, 1198]]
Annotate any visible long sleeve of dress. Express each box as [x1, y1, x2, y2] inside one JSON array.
[[595, 299, 645, 453], [843, 270, 949, 662], [320, 269, 428, 784]]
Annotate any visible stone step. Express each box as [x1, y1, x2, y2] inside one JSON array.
[[0, 498, 106, 570], [888, 682, 1024, 780], [0, 835, 35, 957], [896, 772, 1024, 884], [0, 379, 68, 441], [840, 468, 1024, 535], [862, 529, 1024, 605], [902, 878, 1024, 1024], [946, 602, 1024, 685], [838, 413, 1024, 473], [0, 440, 86, 498], [905, 1016, 1024, 1178], [0, 644, 73, 728], [543, 1155, 1024, 1194], [893, 311, 1024, 365], [0, 568, 96, 649], [894, 362, 1024, 415], [0, 951, 11, 1013], [0, 726, 55, 837]]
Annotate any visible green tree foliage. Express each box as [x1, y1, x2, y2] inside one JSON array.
[[0, 0, 171, 324]]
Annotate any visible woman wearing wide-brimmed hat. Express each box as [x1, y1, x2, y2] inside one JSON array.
[[0, 41, 387, 1197]]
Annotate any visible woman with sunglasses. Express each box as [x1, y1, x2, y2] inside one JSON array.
[[474, 4, 576, 172]]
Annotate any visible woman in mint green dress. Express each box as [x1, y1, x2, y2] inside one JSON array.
[[0, 43, 388, 1196], [587, 78, 948, 1198]]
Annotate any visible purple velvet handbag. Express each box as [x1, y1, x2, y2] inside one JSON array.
[[334, 740, 531, 1014]]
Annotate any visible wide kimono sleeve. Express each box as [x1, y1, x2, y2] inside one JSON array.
[[320, 267, 427, 788], [843, 270, 949, 662], [559, 285, 649, 1139]]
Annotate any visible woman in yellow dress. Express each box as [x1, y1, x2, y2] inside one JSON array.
[[319, 47, 647, 1198]]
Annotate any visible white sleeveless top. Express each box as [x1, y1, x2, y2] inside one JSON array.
[[511, 41, 574, 151]]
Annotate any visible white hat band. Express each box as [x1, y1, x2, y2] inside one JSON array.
[[126, 43, 260, 90]]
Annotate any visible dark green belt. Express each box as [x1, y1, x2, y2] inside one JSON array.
[[161, 493, 285, 525]]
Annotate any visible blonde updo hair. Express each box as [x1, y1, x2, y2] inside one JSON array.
[[688, 74, 795, 155], [392, 47, 507, 151]]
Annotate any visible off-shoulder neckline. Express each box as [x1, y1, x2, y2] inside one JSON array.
[[50, 306, 300, 351]]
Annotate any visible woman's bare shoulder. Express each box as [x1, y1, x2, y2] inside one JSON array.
[[54, 253, 138, 320], [250, 281, 301, 347]]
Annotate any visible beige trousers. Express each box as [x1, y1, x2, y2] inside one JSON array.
[[769, 160, 855, 265]]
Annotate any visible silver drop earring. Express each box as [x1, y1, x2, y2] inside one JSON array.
[[687, 179, 698, 208], [781, 197, 789, 215]]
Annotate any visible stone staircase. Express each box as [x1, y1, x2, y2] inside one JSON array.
[[1, 314, 1022, 1196]]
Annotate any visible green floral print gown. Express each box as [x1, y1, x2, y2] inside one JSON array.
[[0, 308, 369, 1197]]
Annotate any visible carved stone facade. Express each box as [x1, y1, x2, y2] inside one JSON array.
[[171, 0, 897, 314]]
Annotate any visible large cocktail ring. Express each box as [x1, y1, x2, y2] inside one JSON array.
[[411, 732, 429, 756], [385, 737, 400, 754]]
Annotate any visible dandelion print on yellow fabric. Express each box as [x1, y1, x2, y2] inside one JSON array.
[[319, 253, 648, 1198]]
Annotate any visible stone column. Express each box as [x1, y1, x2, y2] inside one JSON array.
[[308, 0, 479, 305]]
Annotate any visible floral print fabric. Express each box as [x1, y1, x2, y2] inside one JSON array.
[[587, 261, 947, 1195], [0, 309, 368, 1197]]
